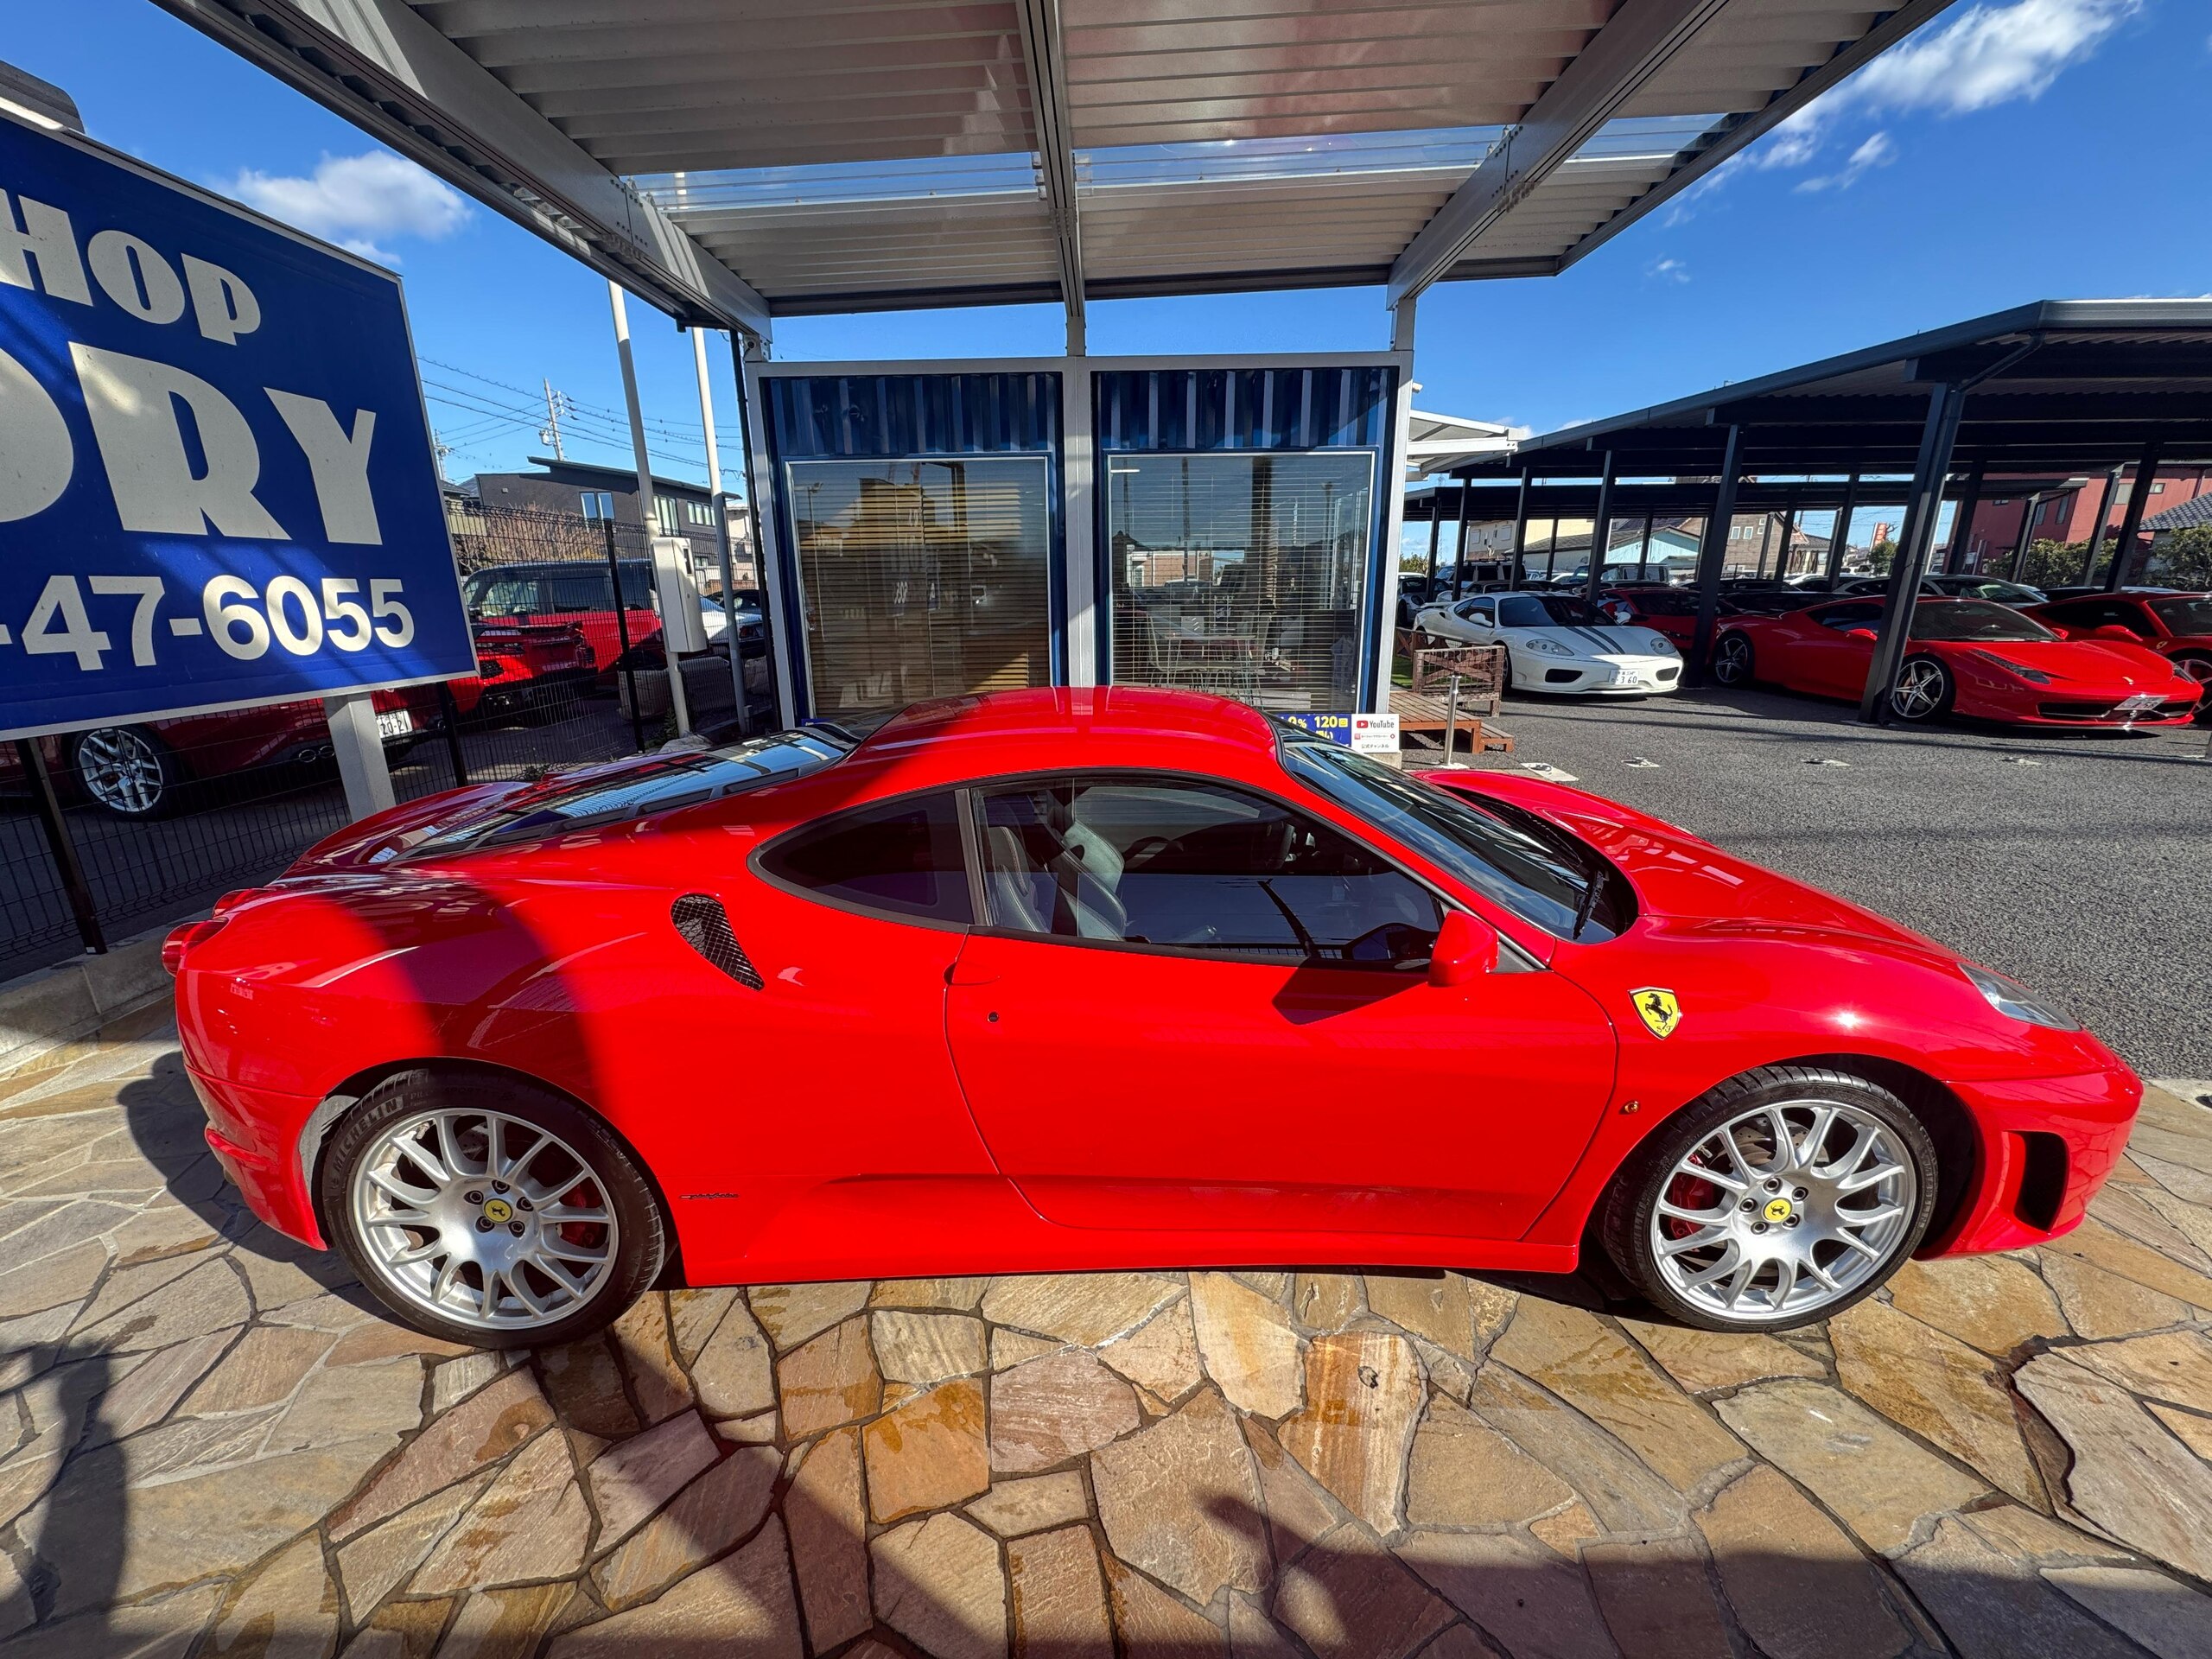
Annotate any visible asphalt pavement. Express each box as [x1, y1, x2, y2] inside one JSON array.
[[1443, 683, 2210, 1081]]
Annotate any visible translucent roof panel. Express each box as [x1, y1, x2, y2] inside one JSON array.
[[166, 0, 1948, 322]]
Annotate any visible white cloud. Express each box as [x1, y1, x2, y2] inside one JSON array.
[[1851, 0, 2140, 115], [225, 151, 470, 265], [1711, 0, 2137, 198], [1649, 257, 1691, 283], [1797, 130, 1897, 193]]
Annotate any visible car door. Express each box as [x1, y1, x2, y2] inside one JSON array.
[[942, 772, 1618, 1243], [1789, 601, 1886, 696]]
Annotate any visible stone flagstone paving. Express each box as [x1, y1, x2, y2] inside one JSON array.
[[2, 1018, 2211, 1656]]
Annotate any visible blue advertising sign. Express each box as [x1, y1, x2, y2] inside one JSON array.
[[0, 111, 471, 741]]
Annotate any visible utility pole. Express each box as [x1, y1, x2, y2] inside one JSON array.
[[608, 282, 690, 737], [541, 379, 566, 460], [692, 327, 752, 734]]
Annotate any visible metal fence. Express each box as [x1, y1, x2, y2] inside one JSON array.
[[3, 505, 772, 987]]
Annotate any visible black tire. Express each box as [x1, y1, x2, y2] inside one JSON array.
[[1710, 631, 1755, 688], [1600, 1065, 1940, 1332], [72, 726, 185, 818], [1888, 654, 1955, 723], [2174, 653, 2212, 724], [318, 1070, 666, 1349]]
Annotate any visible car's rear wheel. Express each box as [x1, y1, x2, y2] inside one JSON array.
[[320, 1071, 664, 1348], [1601, 1066, 1938, 1331], [1889, 655, 1955, 722], [73, 726, 182, 818], [1711, 632, 1754, 687]]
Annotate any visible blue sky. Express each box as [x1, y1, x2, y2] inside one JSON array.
[[4, 0, 2206, 502]]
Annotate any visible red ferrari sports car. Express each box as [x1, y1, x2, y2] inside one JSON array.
[[1711, 595, 2202, 726], [168, 689, 2139, 1344], [2030, 591, 2212, 706]]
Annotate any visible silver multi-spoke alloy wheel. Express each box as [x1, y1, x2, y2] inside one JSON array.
[[75, 727, 170, 816], [350, 1108, 620, 1332], [1890, 658, 1950, 721], [1648, 1097, 1917, 1322]]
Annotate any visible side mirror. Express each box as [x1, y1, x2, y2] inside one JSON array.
[[2090, 625, 2141, 642], [1845, 627, 1877, 642], [1429, 910, 1498, 987]]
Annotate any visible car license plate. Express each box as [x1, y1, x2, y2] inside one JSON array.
[[1611, 669, 1641, 688], [2116, 694, 2161, 714], [376, 709, 413, 739]]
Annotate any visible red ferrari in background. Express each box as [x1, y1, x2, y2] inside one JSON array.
[[1, 686, 428, 819], [2030, 591, 2212, 707], [1711, 595, 2202, 726], [169, 690, 2139, 1344]]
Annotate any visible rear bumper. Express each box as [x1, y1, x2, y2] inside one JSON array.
[[186, 1065, 327, 1249], [1927, 1065, 2142, 1256]]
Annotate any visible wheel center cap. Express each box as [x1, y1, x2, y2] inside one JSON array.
[[1761, 1196, 1796, 1224], [481, 1198, 514, 1224]]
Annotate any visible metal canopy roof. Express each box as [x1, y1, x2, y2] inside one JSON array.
[[1455, 300, 2212, 477], [156, 0, 1950, 341]]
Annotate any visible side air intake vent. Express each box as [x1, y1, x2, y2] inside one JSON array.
[[671, 893, 764, 989]]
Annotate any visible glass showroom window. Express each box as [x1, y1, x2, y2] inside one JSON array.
[[1107, 451, 1374, 710], [786, 456, 1052, 721]]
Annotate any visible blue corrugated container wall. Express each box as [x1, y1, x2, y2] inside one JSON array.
[[758, 364, 1399, 719]]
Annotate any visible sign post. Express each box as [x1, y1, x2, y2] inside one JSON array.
[[0, 108, 473, 828]]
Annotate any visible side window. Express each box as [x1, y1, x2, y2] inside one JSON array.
[[1819, 601, 1883, 631], [544, 573, 611, 613], [975, 776, 1442, 969], [1455, 599, 1494, 624], [758, 793, 972, 925], [619, 565, 655, 607]]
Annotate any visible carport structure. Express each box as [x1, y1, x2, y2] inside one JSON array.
[[1440, 300, 2212, 721], [155, 0, 1954, 349]]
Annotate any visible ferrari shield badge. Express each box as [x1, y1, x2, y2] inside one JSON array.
[[1631, 988, 1682, 1039]]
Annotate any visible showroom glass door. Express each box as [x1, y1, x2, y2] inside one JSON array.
[[1106, 450, 1376, 711], [785, 455, 1052, 723]]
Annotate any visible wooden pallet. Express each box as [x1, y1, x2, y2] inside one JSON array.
[[1391, 687, 1515, 754]]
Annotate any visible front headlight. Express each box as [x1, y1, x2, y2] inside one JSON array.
[[1961, 962, 2080, 1031], [1647, 632, 1680, 655], [1524, 637, 1573, 657], [1970, 650, 2053, 685]]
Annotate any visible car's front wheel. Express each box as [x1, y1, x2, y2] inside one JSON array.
[[1889, 655, 1955, 722], [1601, 1066, 1938, 1331], [320, 1071, 665, 1347], [1711, 632, 1754, 687], [73, 726, 182, 817]]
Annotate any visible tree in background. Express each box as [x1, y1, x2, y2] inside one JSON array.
[[2019, 539, 2088, 589], [2150, 525, 2212, 590], [1866, 537, 1898, 573]]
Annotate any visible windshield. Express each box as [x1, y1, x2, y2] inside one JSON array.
[[2151, 596, 2212, 633], [1498, 594, 1610, 629], [397, 730, 849, 860], [1909, 601, 2057, 643], [1620, 589, 1700, 616], [1278, 740, 1634, 942]]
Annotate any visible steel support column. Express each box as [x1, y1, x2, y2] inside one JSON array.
[[2101, 442, 2163, 591], [1860, 383, 1967, 723], [1825, 471, 1860, 585], [1777, 503, 1796, 577], [609, 282, 687, 736], [1424, 505, 1442, 588], [1942, 461, 1985, 575], [2006, 493, 2044, 582], [1451, 487, 1472, 599], [1584, 451, 1618, 601], [1506, 469, 1532, 592], [1685, 425, 1743, 690], [2080, 467, 2121, 584]]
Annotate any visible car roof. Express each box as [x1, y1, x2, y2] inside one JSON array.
[[848, 687, 1286, 775]]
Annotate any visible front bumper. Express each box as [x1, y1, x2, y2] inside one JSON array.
[[1926, 1065, 2141, 1256], [187, 1065, 327, 1248], [1527, 654, 1682, 695]]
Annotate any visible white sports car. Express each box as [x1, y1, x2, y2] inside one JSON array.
[[1413, 590, 1683, 696]]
